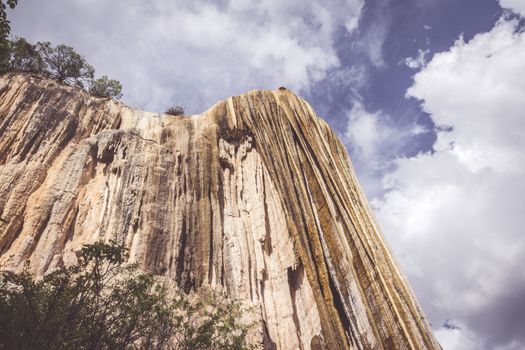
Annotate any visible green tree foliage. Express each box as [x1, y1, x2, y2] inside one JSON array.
[[172, 290, 255, 350], [0, 0, 18, 38], [7, 37, 44, 73], [35, 41, 95, 88], [2, 37, 124, 100], [89, 75, 123, 99], [0, 242, 255, 350], [165, 106, 185, 116], [0, 0, 18, 72], [0, 40, 8, 71]]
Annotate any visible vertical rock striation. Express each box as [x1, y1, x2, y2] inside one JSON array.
[[0, 73, 441, 349]]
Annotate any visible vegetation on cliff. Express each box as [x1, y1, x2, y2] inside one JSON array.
[[0, 242, 254, 350], [2, 1, 123, 102], [165, 106, 185, 116], [0, 0, 17, 39], [2, 37, 123, 99], [0, 0, 18, 70], [89, 75, 123, 100]]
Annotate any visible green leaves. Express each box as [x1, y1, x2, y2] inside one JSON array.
[[89, 75, 123, 99], [171, 289, 256, 350], [165, 106, 185, 116], [34, 41, 95, 88], [0, 0, 18, 72], [78, 240, 127, 266], [0, 0, 18, 39], [8, 37, 44, 73], [1, 0, 18, 10], [0, 241, 255, 350], [2, 37, 124, 100]]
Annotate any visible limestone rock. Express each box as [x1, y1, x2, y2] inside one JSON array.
[[0, 73, 441, 349]]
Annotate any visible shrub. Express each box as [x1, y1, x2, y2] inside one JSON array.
[[219, 128, 255, 145], [2, 37, 124, 100], [165, 106, 185, 116], [0, 0, 19, 72], [89, 75, 123, 99], [0, 1, 18, 37], [0, 241, 255, 350], [7, 37, 45, 73], [35, 41, 95, 88]]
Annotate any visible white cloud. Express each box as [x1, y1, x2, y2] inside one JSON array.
[[349, 1, 392, 69], [11, 0, 364, 112], [410, 124, 428, 135], [499, 0, 525, 17], [345, 102, 387, 164], [357, 20, 389, 68], [344, 1, 365, 33], [344, 101, 428, 198], [374, 16, 525, 349], [404, 48, 429, 69], [406, 19, 525, 173], [434, 322, 480, 350], [344, 102, 392, 198]]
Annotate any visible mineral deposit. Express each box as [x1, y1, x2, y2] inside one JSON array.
[[0, 73, 440, 349]]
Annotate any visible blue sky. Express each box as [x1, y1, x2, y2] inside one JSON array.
[[8, 1, 525, 349]]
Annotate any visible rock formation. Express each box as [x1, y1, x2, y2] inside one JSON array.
[[0, 73, 441, 349]]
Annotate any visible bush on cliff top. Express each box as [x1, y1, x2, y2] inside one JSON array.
[[2, 37, 123, 100], [0, 242, 255, 350], [165, 106, 185, 116], [89, 75, 123, 100], [35, 41, 95, 88], [1, 2, 122, 100]]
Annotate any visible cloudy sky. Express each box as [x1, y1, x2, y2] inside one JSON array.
[[9, 1, 525, 349]]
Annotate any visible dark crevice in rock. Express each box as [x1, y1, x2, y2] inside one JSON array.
[[146, 228, 168, 275], [287, 263, 304, 350], [175, 216, 187, 287], [310, 335, 326, 350], [64, 205, 80, 244], [0, 215, 23, 255], [219, 157, 234, 172], [262, 320, 277, 350], [327, 270, 353, 347], [208, 189, 214, 285], [218, 128, 255, 149], [25, 210, 52, 262]]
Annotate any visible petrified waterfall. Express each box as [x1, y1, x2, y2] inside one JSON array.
[[0, 73, 440, 349]]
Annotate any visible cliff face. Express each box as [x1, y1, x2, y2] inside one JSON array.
[[0, 73, 440, 350]]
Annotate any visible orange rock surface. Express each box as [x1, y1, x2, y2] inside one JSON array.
[[0, 73, 440, 349]]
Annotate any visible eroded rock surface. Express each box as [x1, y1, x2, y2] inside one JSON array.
[[0, 73, 441, 349]]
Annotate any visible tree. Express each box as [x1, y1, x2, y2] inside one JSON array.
[[89, 75, 123, 99], [165, 106, 185, 116], [35, 41, 95, 88], [0, 241, 255, 350], [4, 37, 125, 100], [172, 290, 255, 350], [0, 0, 18, 72], [0, 0, 18, 39], [7, 37, 44, 73]]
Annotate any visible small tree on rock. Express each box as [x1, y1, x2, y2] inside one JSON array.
[[165, 105, 185, 116], [36, 41, 94, 88], [0, 0, 19, 72], [89, 75, 123, 99], [0, 0, 18, 38], [7, 37, 44, 73], [3, 36, 124, 100]]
